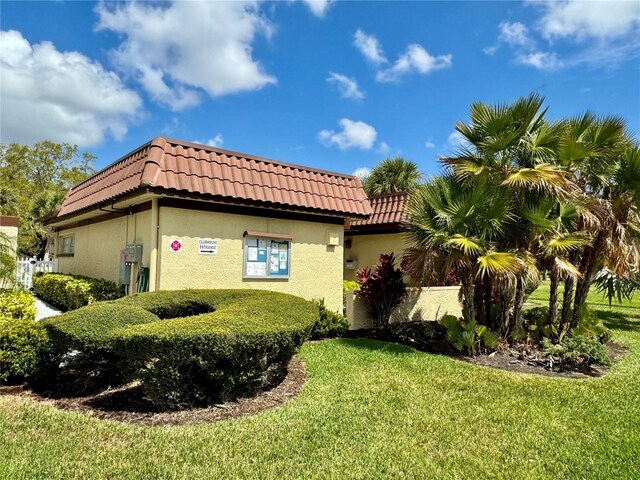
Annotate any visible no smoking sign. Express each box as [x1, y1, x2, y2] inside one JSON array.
[[169, 239, 183, 252]]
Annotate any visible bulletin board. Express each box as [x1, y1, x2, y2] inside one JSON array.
[[244, 236, 290, 278]]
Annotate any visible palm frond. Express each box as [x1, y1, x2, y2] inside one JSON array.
[[446, 235, 483, 256], [544, 232, 590, 256], [475, 252, 522, 279]]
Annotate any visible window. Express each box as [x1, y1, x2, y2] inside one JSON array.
[[243, 234, 291, 279], [60, 235, 75, 255]]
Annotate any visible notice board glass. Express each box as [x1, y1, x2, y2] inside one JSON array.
[[244, 236, 290, 278]]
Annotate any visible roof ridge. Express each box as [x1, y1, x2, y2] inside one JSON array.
[[162, 137, 359, 180]]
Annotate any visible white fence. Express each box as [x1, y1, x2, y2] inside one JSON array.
[[16, 257, 58, 289]]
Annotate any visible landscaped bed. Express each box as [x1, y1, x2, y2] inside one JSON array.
[[36, 289, 318, 410], [1, 285, 639, 478]]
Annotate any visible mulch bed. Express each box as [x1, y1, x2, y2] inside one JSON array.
[[0, 357, 307, 426], [348, 323, 628, 379], [462, 342, 628, 379]]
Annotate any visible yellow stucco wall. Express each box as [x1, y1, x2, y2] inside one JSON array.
[[345, 286, 462, 329], [344, 232, 408, 281], [56, 210, 151, 284], [156, 207, 344, 311]]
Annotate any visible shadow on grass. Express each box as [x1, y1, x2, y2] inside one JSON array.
[[595, 310, 640, 333], [334, 337, 418, 355]]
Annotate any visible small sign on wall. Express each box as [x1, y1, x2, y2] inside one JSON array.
[[198, 238, 218, 255], [169, 239, 183, 252]]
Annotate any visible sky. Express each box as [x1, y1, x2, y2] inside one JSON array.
[[1, 0, 639, 177]]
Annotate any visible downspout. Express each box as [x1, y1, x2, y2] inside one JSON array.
[[149, 198, 159, 291]]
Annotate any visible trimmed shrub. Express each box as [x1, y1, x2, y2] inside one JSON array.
[[41, 303, 160, 384], [0, 291, 47, 382], [42, 289, 318, 409], [115, 290, 317, 409], [33, 273, 125, 311], [310, 299, 348, 339], [0, 290, 37, 322]]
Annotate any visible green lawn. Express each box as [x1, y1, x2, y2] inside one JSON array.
[[1, 286, 639, 479]]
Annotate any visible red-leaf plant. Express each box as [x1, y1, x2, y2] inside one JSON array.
[[356, 253, 408, 330]]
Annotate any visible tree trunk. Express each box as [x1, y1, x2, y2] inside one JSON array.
[[548, 271, 559, 327], [474, 278, 485, 324], [484, 278, 492, 328], [461, 271, 475, 323], [572, 231, 607, 327], [512, 275, 525, 336], [561, 278, 574, 323]]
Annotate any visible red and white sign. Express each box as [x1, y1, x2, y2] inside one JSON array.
[[169, 239, 183, 252]]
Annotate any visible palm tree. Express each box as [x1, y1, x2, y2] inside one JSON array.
[[363, 157, 422, 196], [403, 175, 521, 332], [438, 93, 574, 336], [554, 115, 639, 325]]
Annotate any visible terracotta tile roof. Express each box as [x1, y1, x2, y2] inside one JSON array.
[[347, 191, 409, 231], [54, 137, 372, 219]]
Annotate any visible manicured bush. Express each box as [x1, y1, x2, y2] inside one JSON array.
[[115, 290, 317, 409], [310, 299, 348, 339], [41, 303, 160, 384], [0, 290, 37, 322], [0, 291, 47, 382], [33, 273, 125, 311], [41, 289, 318, 409]]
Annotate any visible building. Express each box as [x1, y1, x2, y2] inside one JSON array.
[[343, 191, 410, 281], [43, 137, 371, 311]]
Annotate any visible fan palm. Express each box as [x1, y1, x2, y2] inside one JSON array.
[[555, 115, 639, 325], [363, 157, 422, 196], [403, 175, 521, 330], [439, 94, 576, 336]]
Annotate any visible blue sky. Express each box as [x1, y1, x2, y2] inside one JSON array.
[[1, 1, 639, 177]]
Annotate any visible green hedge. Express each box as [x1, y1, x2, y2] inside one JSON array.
[[33, 273, 125, 311], [42, 303, 160, 384], [42, 289, 318, 409], [0, 291, 48, 382], [310, 299, 348, 339]]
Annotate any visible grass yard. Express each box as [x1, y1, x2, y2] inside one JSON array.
[[1, 285, 639, 479]]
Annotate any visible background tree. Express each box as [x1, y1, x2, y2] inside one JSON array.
[[0, 141, 95, 257], [362, 157, 422, 196]]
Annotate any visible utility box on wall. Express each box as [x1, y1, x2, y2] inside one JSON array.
[[123, 244, 143, 263]]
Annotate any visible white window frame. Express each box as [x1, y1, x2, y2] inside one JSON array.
[[60, 235, 75, 255]]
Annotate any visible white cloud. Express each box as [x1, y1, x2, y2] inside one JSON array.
[[516, 51, 563, 70], [318, 118, 377, 150], [498, 21, 532, 47], [206, 133, 224, 148], [377, 141, 390, 154], [448, 131, 467, 149], [483, 45, 499, 56], [301, 0, 332, 17], [531, 0, 640, 40], [376, 44, 452, 82], [352, 167, 371, 178], [0, 30, 141, 148], [326, 72, 365, 100], [96, 1, 276, 111], [425, 140, 435, 149], [353, 29, 387, 66]]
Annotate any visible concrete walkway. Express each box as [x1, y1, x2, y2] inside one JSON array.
[[34, 295, 62, 321]]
